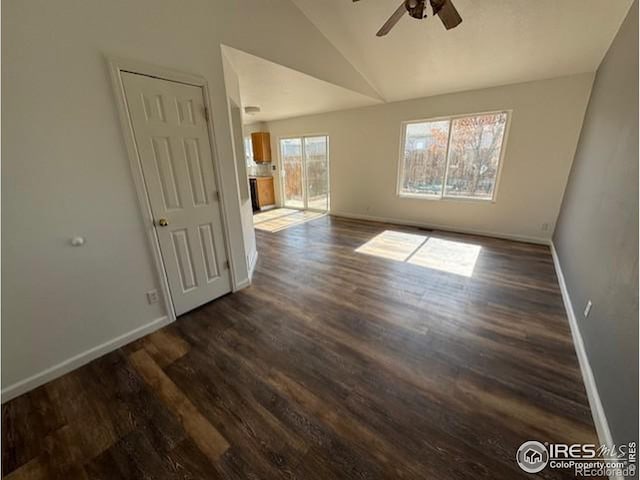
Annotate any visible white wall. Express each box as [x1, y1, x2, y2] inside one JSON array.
[[1, 0, 377, 397], [267, 74, 594, 243], [243, 122, 269, 138], [222, 53, 257, 279]]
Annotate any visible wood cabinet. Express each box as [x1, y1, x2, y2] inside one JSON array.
[[250, 176, 275, 210], [251, 132, 271, 163]]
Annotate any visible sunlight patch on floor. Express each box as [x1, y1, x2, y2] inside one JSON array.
[[254, 209, 326, 232], [355, 230, 427, 261], [356, 230, 481, 277], [253, 208, 299, 224], [408, 237, 481, 277]]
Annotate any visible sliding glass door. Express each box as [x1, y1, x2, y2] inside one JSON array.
[[281, 138, 304, 208], [304, 136, 329, 211], [280, 135, 329, 211]]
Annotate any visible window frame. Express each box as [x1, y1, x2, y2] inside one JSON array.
[[396, 110, 512, 203], [277, 133, 331, 212], [244, 135, 254, 165]]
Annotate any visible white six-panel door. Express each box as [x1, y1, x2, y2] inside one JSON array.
[[121, 72, 231, 316]]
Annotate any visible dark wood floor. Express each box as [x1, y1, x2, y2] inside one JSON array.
[[2, 216, 598, 479]]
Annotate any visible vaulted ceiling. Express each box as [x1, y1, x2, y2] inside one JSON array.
[[230, 0, 633, 122], [291, 0, 634, 102], [222, 46, 382, 123]]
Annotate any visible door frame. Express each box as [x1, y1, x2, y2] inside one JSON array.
[[277, 134, 330, 212], [108, 56, 236, 322]]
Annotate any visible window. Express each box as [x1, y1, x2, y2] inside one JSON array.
[[398, 111, 509, 201], [244, 136, 254, 165]]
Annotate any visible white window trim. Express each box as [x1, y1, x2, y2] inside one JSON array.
[[396, 109, 512, 204], [244, 136, 254, 165]]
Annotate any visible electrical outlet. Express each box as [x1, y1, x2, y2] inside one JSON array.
[[541, 223, 549, 232], [146, 289, 159, 305], [584, 300, 592, 318]]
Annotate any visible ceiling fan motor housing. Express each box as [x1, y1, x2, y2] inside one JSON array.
[[406, 0, 427, 19], [366, 0, 462, 37]]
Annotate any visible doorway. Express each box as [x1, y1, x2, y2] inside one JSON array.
[[280, 135, 329, 211], [115, 66, 232, 317]]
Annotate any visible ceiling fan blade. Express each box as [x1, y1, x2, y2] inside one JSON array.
[[376, 1, 407, 37], [431, 0, 462, 30]]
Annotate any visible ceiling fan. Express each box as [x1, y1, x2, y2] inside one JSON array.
[[353, 0, 462, 37]]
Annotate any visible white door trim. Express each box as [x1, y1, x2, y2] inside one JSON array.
[[108, 55, 237, 321]]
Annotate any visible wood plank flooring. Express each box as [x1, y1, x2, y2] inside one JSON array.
[[2, 216, 598, 479]]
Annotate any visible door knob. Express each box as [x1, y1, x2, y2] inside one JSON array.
[[157, 218, 169, 227]]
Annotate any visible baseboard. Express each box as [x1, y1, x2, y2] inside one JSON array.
[[234, 251, 258, 292], [234, 277, 251, 291], [550, 242, 616, 456], [248, 251, 258, 280], [1, 315, 171, 403], [330, 210, 550, 245]]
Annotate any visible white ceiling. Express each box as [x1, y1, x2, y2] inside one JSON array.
[[222, 46, 382, 123], [291, 0, 634, 102]]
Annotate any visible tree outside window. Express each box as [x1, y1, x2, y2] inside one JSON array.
[[399, 112, 509, 201]]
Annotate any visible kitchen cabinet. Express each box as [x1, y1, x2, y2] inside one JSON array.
[[251, 132, 271, 163], [249, 176, 275, 211]]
